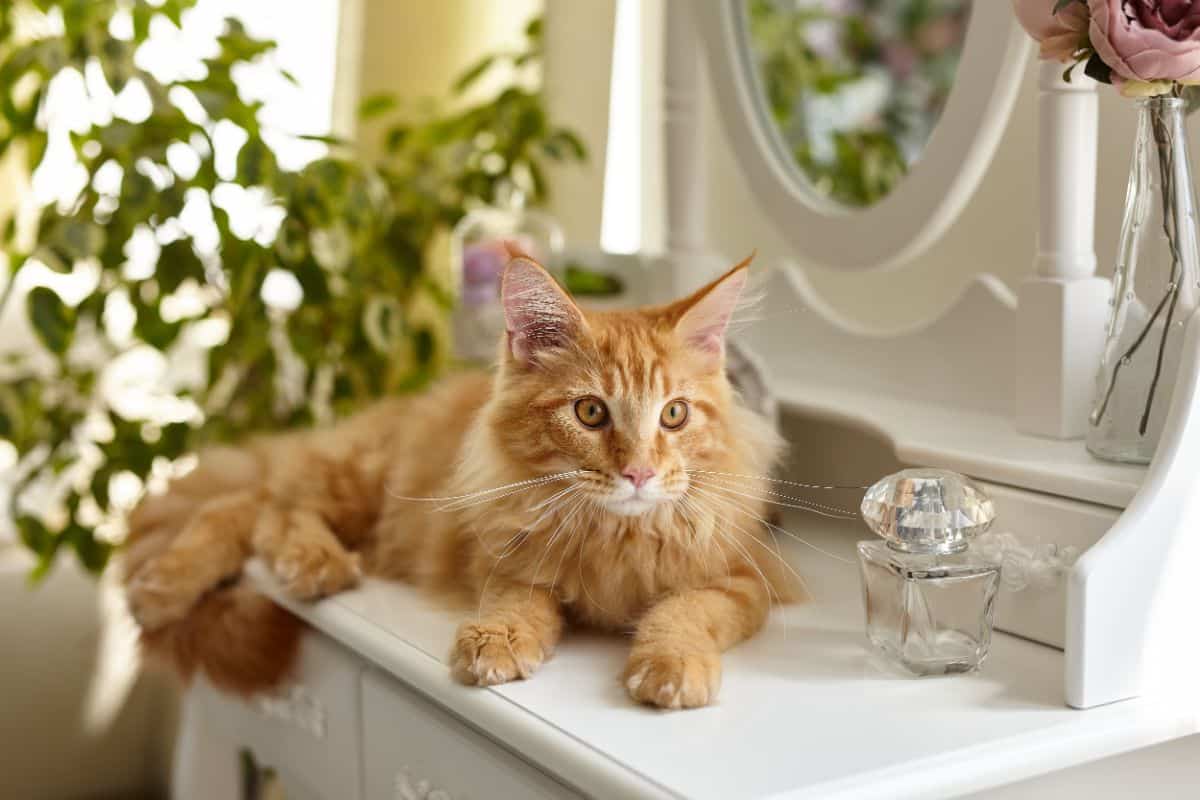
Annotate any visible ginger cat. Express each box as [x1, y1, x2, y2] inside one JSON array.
[[123, 255, 794, 709]]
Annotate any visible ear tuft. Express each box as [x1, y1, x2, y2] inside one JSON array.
[[500, 257, 585, 364], [672, 254, 752, 362]]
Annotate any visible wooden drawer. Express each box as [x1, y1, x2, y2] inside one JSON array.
[[192, 631, 364, 800], [360, 669, 581, 800]]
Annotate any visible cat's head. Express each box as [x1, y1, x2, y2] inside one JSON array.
[[486, 255, 763, 517]]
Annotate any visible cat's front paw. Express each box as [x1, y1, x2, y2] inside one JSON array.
[[451, 621, 546, 686], [272, 543, 361, 601], [624, 644, 722, 709]]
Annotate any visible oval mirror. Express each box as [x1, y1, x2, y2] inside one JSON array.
[[697, 2, 1029, 271]]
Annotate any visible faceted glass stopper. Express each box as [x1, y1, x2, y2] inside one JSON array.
[[860, 468, 995, 554]]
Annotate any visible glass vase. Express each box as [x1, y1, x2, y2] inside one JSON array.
[[1088, 97, 1200, 464]]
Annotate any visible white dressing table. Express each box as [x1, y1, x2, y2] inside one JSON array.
[[172, 2, 1200, 797], [173, 511, 1198, 800]]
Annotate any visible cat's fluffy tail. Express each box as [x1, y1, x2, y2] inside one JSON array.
[[137, 582, 303, 696], [122, 446, 304, 696]]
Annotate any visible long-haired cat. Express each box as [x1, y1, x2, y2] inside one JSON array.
[[122, 254, 795, 709]]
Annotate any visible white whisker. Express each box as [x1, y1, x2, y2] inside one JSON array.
[[387, 470, 582, 507], [689, 476, 859, 520], [688, 488, 810, 600], [577, 501, 611, 615], [550, 499, 591, 601], [475, 486, 582, 621], [690, 484, 855, 567], [686, 468, 869, 491], [689, 476, 859, 518], [528, 494, 589, 605]]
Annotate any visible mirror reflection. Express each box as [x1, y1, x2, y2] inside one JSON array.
[[745, 0, 971, 207]]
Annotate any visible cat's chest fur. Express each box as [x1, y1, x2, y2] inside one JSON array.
[[542, 517, 722, 629]]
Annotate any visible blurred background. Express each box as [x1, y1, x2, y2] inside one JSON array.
[[0, 1, 1189, 797]]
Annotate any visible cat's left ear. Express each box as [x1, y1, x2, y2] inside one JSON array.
[[669, 253, 752, 366], [501, 256, 586, 365]]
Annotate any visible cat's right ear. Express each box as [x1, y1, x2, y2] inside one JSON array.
[[501, 256, 586, 365]]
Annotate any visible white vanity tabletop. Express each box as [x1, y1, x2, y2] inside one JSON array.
[[248, 516, 1200, 800]]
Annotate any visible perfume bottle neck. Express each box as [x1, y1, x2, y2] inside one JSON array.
[[885, 539, 969, 557]]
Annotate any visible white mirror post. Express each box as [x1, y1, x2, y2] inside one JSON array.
[[658, 0, 728, 297], [1015, 63, 1110, 439]]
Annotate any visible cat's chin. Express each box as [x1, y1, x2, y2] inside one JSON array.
[[601, 497, 662, 517]]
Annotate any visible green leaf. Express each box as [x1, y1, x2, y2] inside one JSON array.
[[16, 515, 50, 557], [133, 300, 182, 348], [67, 525, 112, 573], [157, 238, 204, 292], [358, 92, 398, 120], [237, 136, 275, 186], [26, 130, 48, 171], [296, 132, 350, 146], [26, 287, 74, 354], [1052, 0, 1077, 13], [49, 218, 106, 260], [1084, 52, 1113, 85], [452, 55, 496, 95], [90, 466, 112, 510], [524, 16, 543, 41]]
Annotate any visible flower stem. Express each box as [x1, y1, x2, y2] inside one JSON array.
[[1091, 100, 1185, 437]]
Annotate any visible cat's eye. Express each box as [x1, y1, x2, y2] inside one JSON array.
[[660, 399, 689, 430], [574, 396, 609, 428]]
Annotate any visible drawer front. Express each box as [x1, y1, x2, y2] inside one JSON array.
[[193, 631, 364, 800], [980, 480, 1120, 649], [361, 670, 581, 800]]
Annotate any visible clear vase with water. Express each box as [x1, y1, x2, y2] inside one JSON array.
[[1089, 96, 1200, 464]]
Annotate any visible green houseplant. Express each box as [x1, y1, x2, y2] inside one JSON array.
[[0, 1, 584, 578]]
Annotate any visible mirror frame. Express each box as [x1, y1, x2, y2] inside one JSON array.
[[695, 3, 1031, 272]]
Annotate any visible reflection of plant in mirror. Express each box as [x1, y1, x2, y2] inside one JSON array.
[[0, 3, 584, 578], [747, 0, 969, 207]]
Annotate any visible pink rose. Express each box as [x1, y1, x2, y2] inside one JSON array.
[[1089, 0, 1200, 82], [1012, 0, 1091, 62]]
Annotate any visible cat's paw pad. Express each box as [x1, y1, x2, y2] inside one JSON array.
[[273, 546, 361, 600], [125, 567, 199, 631], [623, 645, 721, 709], [450, 622, 546, 686]]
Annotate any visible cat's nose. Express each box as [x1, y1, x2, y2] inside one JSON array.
[[621, 466, 655, 489]]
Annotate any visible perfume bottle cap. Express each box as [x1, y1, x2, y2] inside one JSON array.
[[861, 468, 995, 554]]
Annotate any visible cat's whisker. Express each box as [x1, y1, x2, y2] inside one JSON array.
[[688, 476, 859, 520], [387, 470, 582, 508], [676, 494, 732, 589], [549, 497, 593, 603], [690, 475, 859, 517], [480, 484, 583, 561], [434, 474, 584, 513], [689, 484, 855, 567], [707, 523, 787, 633], [686, 489, 807, 600], [527, 482, 587, 513], [686, 468, 870, 491], [527, 494, 589, 606], [683, 490, 780, 598], [577, 501, 612, 615], [688, 488, 813, 613], [475, 486, 584, 620]]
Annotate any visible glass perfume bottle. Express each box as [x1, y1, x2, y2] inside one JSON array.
[[857, 469, 1000, 676]]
